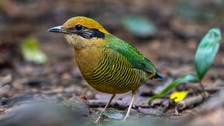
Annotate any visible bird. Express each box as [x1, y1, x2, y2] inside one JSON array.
[[48, 16, 163, 123]]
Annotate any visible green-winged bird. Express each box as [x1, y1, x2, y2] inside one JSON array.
[[48, 16, 163, 123]]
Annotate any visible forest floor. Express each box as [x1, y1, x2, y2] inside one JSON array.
[[0, 0, 224, 126]]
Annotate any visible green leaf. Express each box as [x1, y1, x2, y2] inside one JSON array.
[[148, 73, 199, 105], [175, 0, 216, 21], [176, 1, 200, 21], [122, 15, 157, 37], [195, 28, 222, 80], [21, 38, 47, 64]]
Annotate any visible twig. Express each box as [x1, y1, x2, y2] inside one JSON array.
[[88, 100, 128, 109], [199, 81, 206, 99], [177, 92, 209, 111]]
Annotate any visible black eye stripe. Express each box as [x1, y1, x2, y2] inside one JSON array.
[[67, 25, 105, 39], [78, 28, 105, 39]]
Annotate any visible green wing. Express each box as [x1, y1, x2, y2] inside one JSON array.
[[105, 34, 156, 73]]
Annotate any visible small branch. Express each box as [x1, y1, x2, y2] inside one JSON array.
[[177, 92, 209, 111], [88, 100, 128, 110], [199, 81, 206, 99]]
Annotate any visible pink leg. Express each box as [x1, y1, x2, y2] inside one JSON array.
[[123, 90, 137, 120], [94, 94, 116, 123]]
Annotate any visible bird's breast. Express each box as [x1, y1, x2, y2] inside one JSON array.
[[74, 47, 149, 94], [74, 46, 104, 77]]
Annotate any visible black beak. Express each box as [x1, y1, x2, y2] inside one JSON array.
[[48, 26, 67, 33]]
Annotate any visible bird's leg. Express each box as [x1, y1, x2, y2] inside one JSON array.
[[123, 90, 137, 120], [94, 94, 116, 123]]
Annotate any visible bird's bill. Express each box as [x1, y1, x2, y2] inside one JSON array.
[[48, 26, 67, 33]]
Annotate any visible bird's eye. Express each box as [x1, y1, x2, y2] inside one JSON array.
[[75, 24, 83, 30]]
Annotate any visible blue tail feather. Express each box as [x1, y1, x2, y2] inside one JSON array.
[[153, 72, 163, 79]]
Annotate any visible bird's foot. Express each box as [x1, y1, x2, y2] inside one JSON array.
[[94, 116, 102, 123], [122, 113, 129, 121], [122, 117, 127, 121], [94, 111, 104, 123]]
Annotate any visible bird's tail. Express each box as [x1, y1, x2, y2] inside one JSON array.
[[153, 72, 163, 79]]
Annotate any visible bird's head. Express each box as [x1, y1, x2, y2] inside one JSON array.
[[48, 16, 109, 49]]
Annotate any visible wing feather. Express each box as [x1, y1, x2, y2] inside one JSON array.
[[105, 35, 156, 73]]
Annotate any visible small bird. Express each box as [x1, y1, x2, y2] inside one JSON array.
[[48, 16, 163, 122]]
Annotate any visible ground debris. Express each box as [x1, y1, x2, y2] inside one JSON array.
[[188, 89, 224, 126], [88, 99, 128, 110], [0, 93, 90, 126], [177, 92, 209, 111]]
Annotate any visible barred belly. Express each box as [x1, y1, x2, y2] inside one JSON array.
[[83, 49, 149, 94]]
